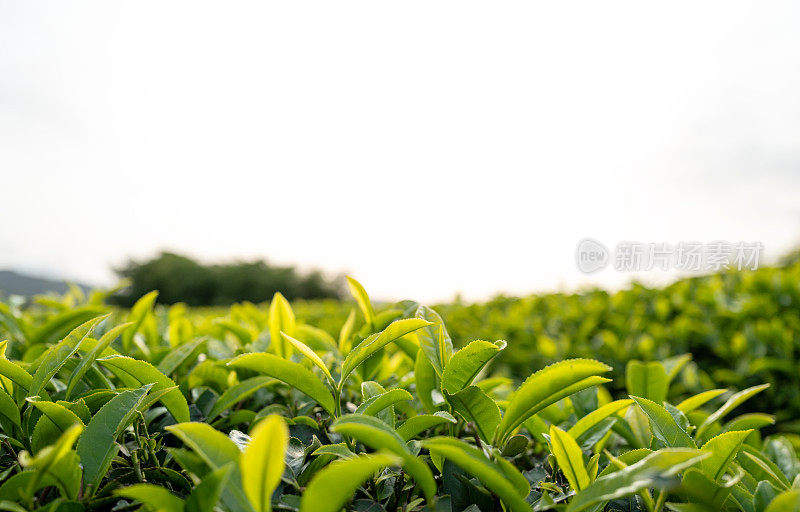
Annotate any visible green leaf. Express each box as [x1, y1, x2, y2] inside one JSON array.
[[0, 357, 33, 396], [738, 445, 791, 490], [0, 472, 59, 504], [346, 277, 376, 329], [157, 336, 208, 376], [300, 453, 400, 512], [355, 388, 413, 418], [185, 464, 234, 512], [549, 425, 590, 492], [442, 340, 505, 394], [0, 387, 20, 429], [228, 353, 335, 415], [754, 480, 779, 512], [115, 484, 185, 512], [631, 396, 696, 448], [722, 413, 775, 433], [567, 399, 633, 440], [65, 322, 132, 400], [412, 304, 453, 378], [332, 414, 436, 502], [28, 306, 106, 346], [215, 319, 255, 346], [76, 385, 151, 491], [98, 355, 190, 423], [242, 415, 288, 512], [396, 412, 457, 441], [696, 384, 770, 439], [340, 319, 433, 385], [663, 354, 692, 383], [281, 332, 334, 386], [421, 437, 530, 512], [338, 309, 357, 353], [699, 430, 753, 481], [444, 386, 500, 444], [28, 398, 84, 452], [565, 448, 709, 512], [676, 389, 728, 414], [28, 315, 105, 398], [268, 293, 295, 358], [166, 422, 254, 512], [414, 349, 437, 413], [765, 490, 800, 512], [496, 359, 612, 444], [626, 361, 668, 404], [122, 291, 159, 352], [680, 467, 737, 509], [207, 376, 275, 422]]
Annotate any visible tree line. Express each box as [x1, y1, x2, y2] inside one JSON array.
[[111, 252, 344, 307]]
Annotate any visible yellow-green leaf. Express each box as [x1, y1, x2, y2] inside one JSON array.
[[242, 415, 288, 512], [549, 425, 590, 492], [346, 277, 376, 329], [280, 331, 334, 386], [497, 359, 612, 444], [269, 292, 295, 358]]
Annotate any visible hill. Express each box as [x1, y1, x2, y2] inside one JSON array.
[[0, 269, 91, 298]]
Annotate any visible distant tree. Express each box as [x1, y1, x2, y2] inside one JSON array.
[[111, 252, 344, 306]]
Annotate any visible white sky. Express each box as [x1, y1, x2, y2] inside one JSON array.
[[2, 1, 800, 302]]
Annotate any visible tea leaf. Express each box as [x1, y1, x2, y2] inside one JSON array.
[[98, 355, 190, 422], [567, 399, 633, 440], [631, 396, 696, 448], [549, 425, 590, 491], [422, 437, 530, 512], [122, 291, 158, 352], [242, 415, 288, 512], [77, 385, 151, 491], [396, 412, 457, 441], [228, 353, 336, 415], [207, 376, 275, 422], [269, 292, 295, 358], [565, 449, 709, 512], [340, 319, 433, 384], [698, 430, 752, 481], [332, 414, 436, 502], [696, 384, 770, 438], [626, 361, 668, 404], [115, 484, 184, 512], [185, 464, 234, 512], [300, 454, 400, 512], [676, 389, 728, 414], [281, 331, 334, 386], [497, 359, 612, 443], [346, 277, 376, 329], [65, 321, 132, 400], [444, 386, 500, 444], [442, 339, 505, 394], [29, 315, 105, 398], [167, 422, 255, 512]]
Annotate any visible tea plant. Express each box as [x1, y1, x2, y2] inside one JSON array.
[[0, 278, 798, 511]]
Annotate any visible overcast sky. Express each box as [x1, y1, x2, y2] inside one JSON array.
[[2, 1, 800, 302]]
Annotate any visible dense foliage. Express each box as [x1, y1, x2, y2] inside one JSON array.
[[112, 252, 344, 307], [293, 262, 800, 430], [1, 278, 800, 511]]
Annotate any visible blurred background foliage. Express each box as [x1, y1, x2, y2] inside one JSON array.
[[111, 252, 345, 306]]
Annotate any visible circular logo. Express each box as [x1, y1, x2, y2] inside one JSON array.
[[576, 238, 609, 274]]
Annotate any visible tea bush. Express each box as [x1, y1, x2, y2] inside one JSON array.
[[1, 278, 800, 511], [296, 262, 800, 429]]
